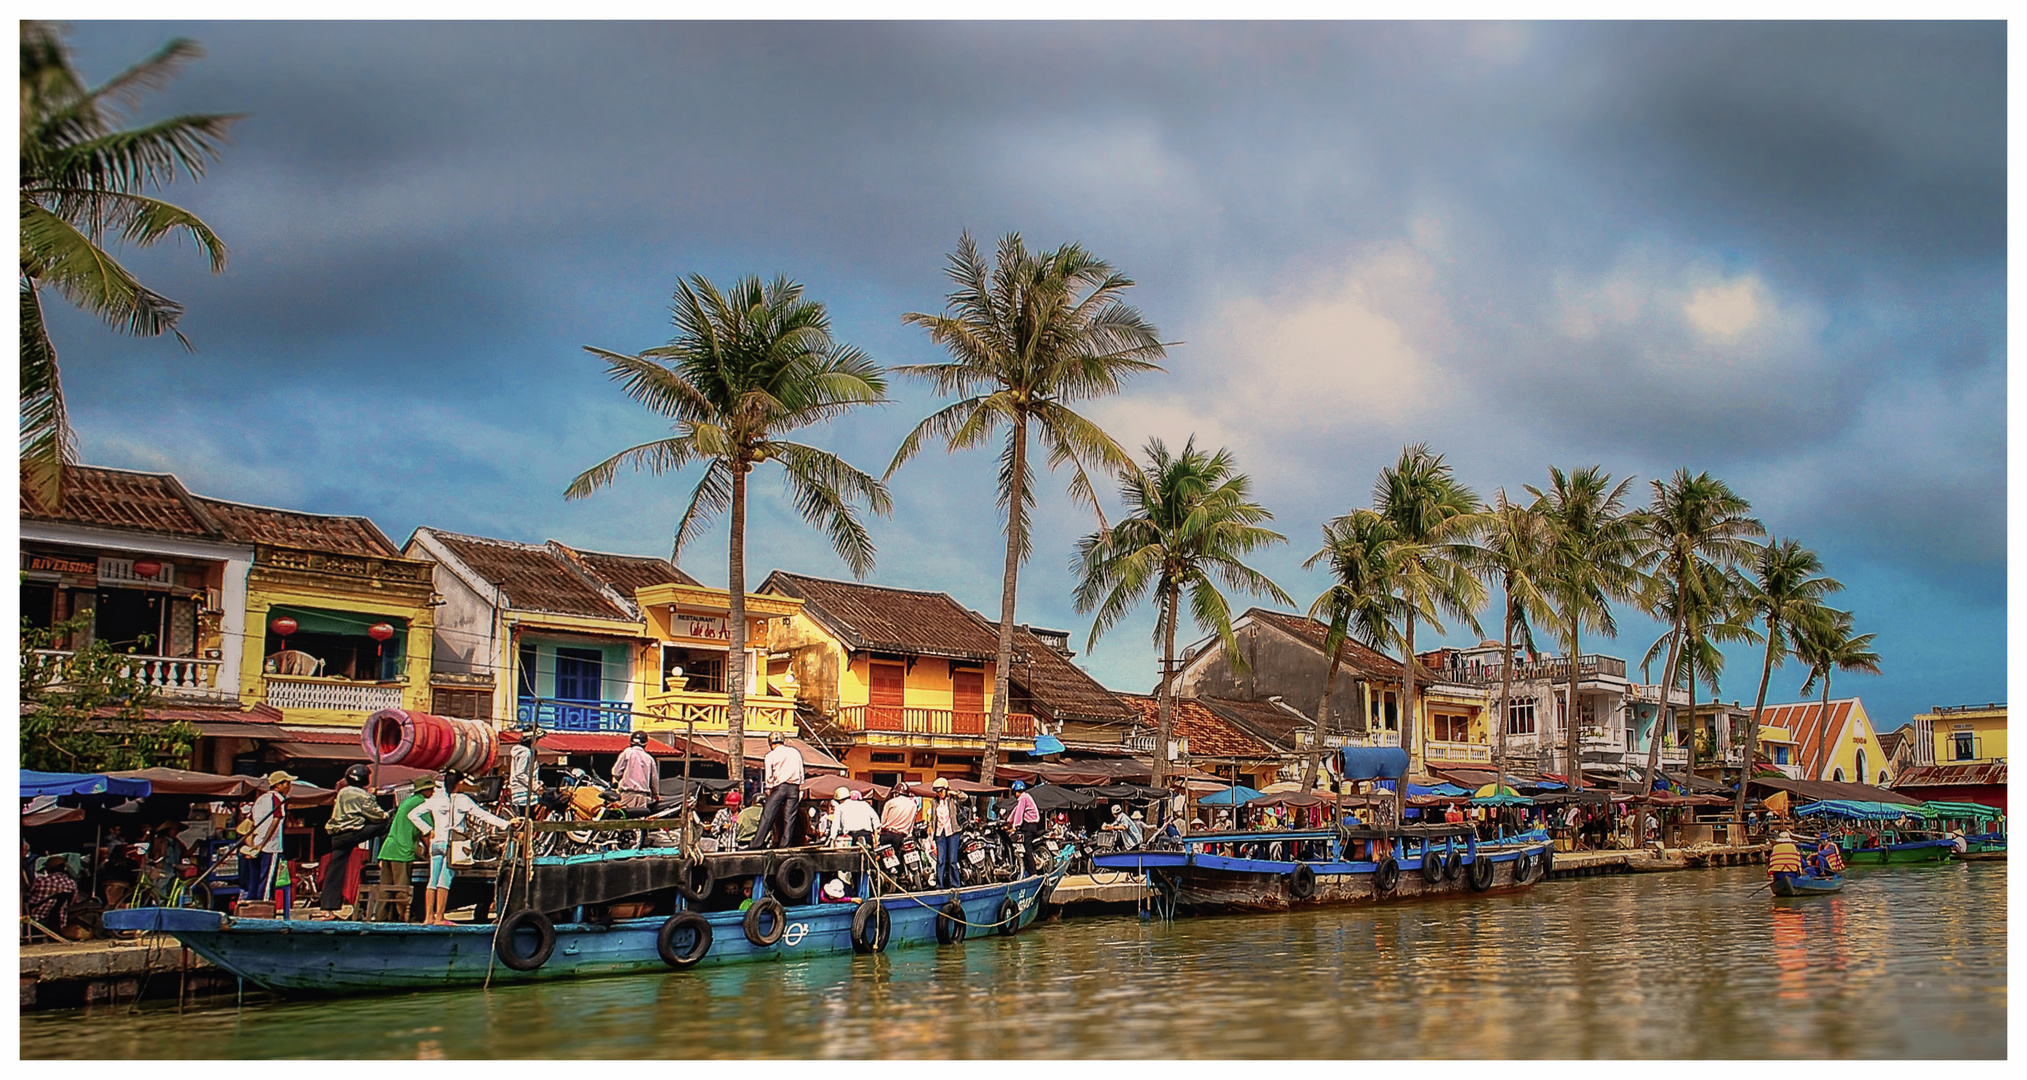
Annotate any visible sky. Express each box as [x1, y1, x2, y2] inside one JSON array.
[[43, 21, 2005, 732]]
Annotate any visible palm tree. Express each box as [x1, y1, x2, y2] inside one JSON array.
[[1642, 570, 1758, 785], [1371, 444, 1486, 816], [891, 232, 1167, 784], [1299, 509, 1409, 790], [1528, 466, 1645, 791], [1470, 491, 1552, 796], [567, 274, 890, 784], [1073, 438, 1290, 787], [1634, 470, 1764, 793], [1795, 608, 1882, 776], [1733, 539, 1841, 814], [20, 23, 239, 509]]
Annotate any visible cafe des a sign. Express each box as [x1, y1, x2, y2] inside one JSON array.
[[674, 613, 734, 642]]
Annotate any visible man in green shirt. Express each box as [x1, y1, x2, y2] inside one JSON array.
[[375, 775, 435, 921]]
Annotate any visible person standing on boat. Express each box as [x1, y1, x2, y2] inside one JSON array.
[[930, 778, 966, 888], [1007, 780, 1042, 859], [502, 731, 537, 814], [318, 764, 390, 916], [409, 770, 516, 926], [246, 771, 295, 912], [755, 732, 806, 848], [612, 730, 661, 812], [377, 775, 435, 918]]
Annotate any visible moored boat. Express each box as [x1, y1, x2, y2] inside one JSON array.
[[1092, 824, 1553, 913], [103, 845, 1068, 996], [1768, 870, 1844, 896]]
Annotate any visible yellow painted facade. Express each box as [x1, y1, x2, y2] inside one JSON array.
[[1419, 685, 1494, 767], [238, 544, 436, 728], [629, 583, 803, 739], [1915, 704, 2007, 765], [1820, 699, 1892, 786], [765, 607, 999, 716]]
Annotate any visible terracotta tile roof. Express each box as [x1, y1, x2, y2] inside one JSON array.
[[1199, 696, 1313, 751], [19, 464, 226, 539], [1875, 728, 1907, 759], [1758, 699, 1859, 780], [761, 572, 1002, 661], [1003, 624, 1134, 723], [1244, 608, 1420, 681], [562, 547, 700, 596], [1893, 763, 2006, 787], [427, 531, 635, 621], [195, 497, 399, 557], [1117, 694, 1279, 759]]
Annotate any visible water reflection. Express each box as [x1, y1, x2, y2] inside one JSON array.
[[21, 863, 2004, 1059]]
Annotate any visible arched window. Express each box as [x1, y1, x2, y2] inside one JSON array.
[[1856, 751, 1868, 786], [1879, 771, 1890, 785], [1833, 767, 1845, 782]]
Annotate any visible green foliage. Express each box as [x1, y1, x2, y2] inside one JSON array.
[[19, 614, 198, 773], [19, 22, 238, 509]]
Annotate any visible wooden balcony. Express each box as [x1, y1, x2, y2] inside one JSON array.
[[835, 704, 1035, 741], [32, 649, 232, 702], [266, 675, 405, 714]]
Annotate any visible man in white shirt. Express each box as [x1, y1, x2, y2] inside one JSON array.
[[503, 731, 536, 813], [245, 771, 295, 911], [754, 731, 805, 848], [829, 788, 881, 848]]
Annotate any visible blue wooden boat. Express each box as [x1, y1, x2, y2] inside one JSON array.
[[1092, 824, 1553, 913], [1768, 870, 1844, 897], [103, 848, 1068, 996]]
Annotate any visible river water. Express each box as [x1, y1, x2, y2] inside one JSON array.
[[21, 862, 2005, 1059]]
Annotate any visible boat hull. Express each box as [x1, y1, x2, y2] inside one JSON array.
[[1094, 840, 1553, 913], [1842, 839, 1955, 865], [102, 871, 1057, 996], [1769, 871, 1844, 896]]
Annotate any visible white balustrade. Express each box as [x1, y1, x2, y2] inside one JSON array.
[[31, 649, 228, 700], [265, 675, 405, 713]]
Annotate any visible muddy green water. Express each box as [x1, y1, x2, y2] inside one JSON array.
[[20, 863, 2005, 1059]]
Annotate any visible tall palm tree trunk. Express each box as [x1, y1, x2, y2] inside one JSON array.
[[726, 464, 748, 786], [1496, 606, 1513, 795], [1818, 671, 1834, 778], [1565, 627, 1582, 794], [1736, 627, 1780, 817], [1398, 614, 1416, 823], [982, 416, 1028, 786], [1303, 651, 1343, 791], [1154, 584, 1179, 788], [1642, 576, 1690, 791]]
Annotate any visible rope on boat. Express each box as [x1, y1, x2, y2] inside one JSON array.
[[857, 849, 1056, 931]]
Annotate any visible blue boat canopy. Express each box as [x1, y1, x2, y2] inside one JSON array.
[[20, 770, 152, 799], [1795, 799, 1930, 821], [1339, 747, 1409, 780]]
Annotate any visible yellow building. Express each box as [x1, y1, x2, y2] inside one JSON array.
[[1911, 703, 2007, 766], [207, 499, 437, 729], [1754, 697, 1893, 786]]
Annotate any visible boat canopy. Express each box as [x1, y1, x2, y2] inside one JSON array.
[[1338, 747, 1409, 780], [1919, 800, 2002, 821], [1795, 799, 1931, 821]]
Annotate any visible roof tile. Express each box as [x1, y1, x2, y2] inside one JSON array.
[[1117, 694, 1278, 758], [430, 532, 634, 621], [196, 497, 398, 557], [20, 464, 223, 539]]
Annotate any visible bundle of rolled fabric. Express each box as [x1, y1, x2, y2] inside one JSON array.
[[361, 708, 497, 773]]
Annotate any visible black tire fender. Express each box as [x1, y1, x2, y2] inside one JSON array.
[[675, 858, 715, 903], [772, 855, 816, 904], [1512, 852, 1533, 882], [1444, 852, 1463, 882], [997, 897, 1022, 936], [1422, 850, 1446, 884], [656, 911, 711, 968], [1288, 863, 1318, 901], [1373, 856, 1400, 894], [743, 897, 786, 947], [850, 898, 891, 953], [1467, 854, 1495, 892], [935, 899, 967, 945], [495, 908, 556, 971], [1538, 846, 1554, 878]]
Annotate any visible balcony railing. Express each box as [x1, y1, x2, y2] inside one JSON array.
[[834, 705, 1036, 741], [32, 649, 230, 700], [517, 697, 632, 733], [1445, 654, 1628, 686], [1424, 739, 1493, 764], [267, 676, 405, 714], [636, 690, 797, 732]]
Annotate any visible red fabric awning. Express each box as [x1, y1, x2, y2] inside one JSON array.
[[24, 806, 85, 827]]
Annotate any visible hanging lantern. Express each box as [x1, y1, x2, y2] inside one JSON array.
[[368, 623, 396, 642], [131, 558, 163, 580], [270, 616, 298, 638]]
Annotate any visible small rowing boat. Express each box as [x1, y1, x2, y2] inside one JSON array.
[[1768, 870, 1844, 897]]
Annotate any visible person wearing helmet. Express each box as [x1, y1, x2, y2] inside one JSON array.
[[611, 730, 661, 811], [1005, 779, 1042, 862], [755, 730, 806, 848], [878, 781, 920, 849], [318, 763, 391, 916], [830, 785, 881, 849], [708, 789, 742, 850]]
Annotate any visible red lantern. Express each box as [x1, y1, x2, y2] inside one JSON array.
[[131, 559, 163, 579], [270, 616, 298, 639], [368, 623, 396, 642]]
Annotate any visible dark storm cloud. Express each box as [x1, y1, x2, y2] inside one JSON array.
[[49, 20, 2003, 728]]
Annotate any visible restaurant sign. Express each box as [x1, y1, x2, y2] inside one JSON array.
[[24, 552, 97, 576], [675, 614, 734, 642]]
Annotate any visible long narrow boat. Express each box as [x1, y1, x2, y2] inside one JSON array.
[[1092, 824, 1553, 913], [1838, 835, 1955, 865], [104, 846, 1068, 996], [1768, 870, 1844, 897]]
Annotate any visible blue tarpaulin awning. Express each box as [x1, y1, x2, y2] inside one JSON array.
[[1030, 734, 1066, 756], [1795, 800, 1930, 821], [1339, 747, 1409, 780], [1408, 782, 1472, 797], [19, 770, 152, 799], [1196, 785, 1264, 806]]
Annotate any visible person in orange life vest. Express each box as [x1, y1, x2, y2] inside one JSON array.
[[1811, 835, 1845, 875], [1767, 831, 1805, 876]]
